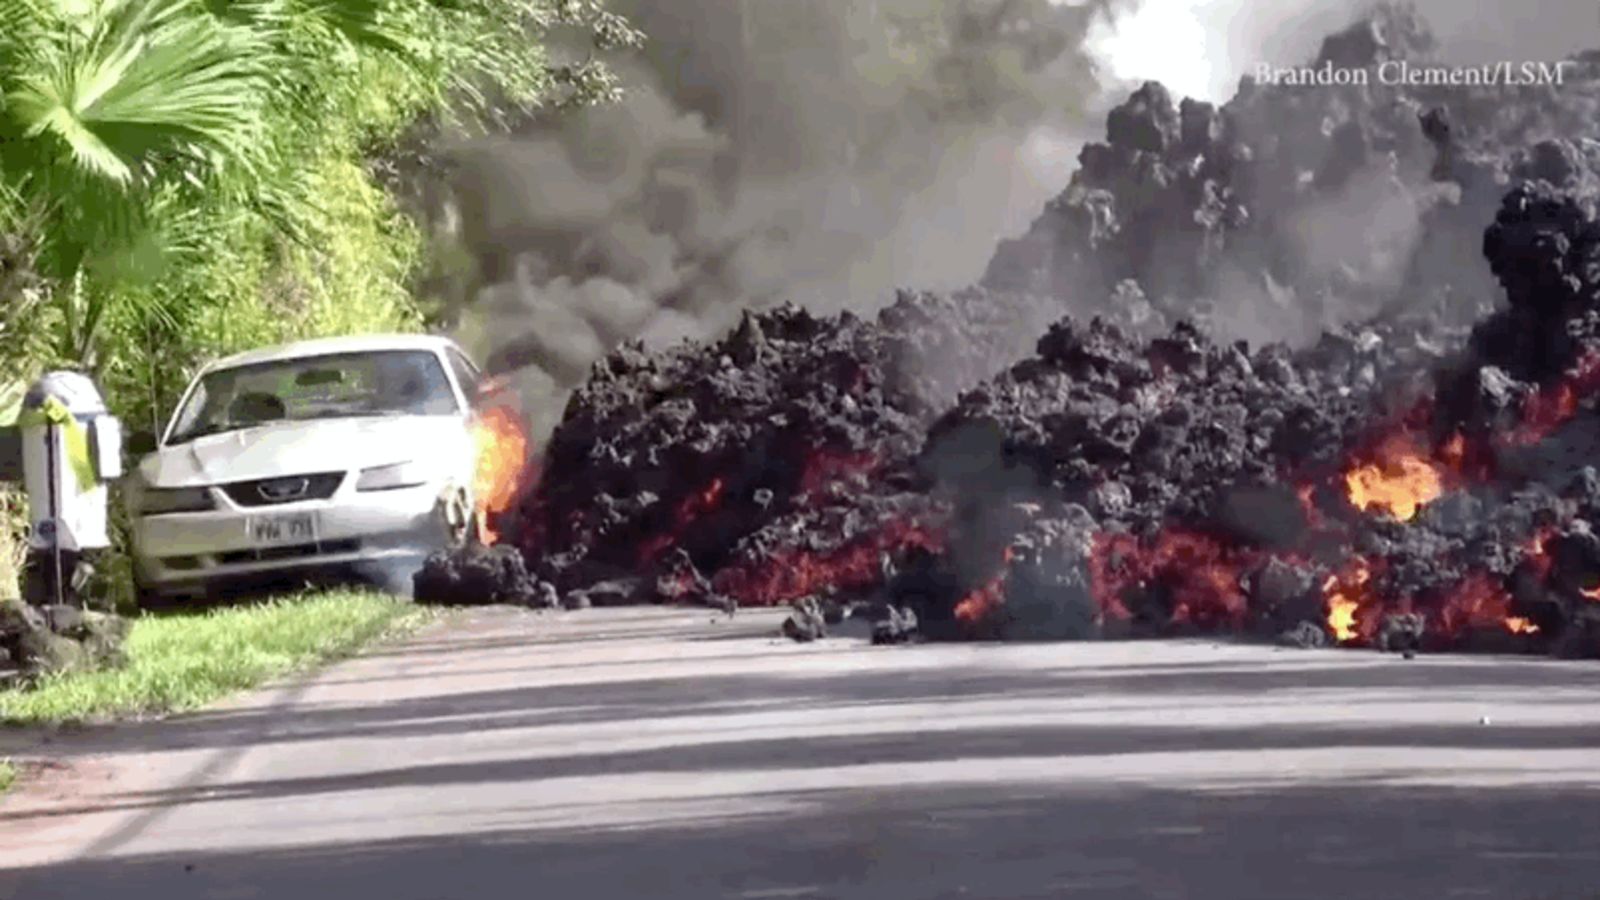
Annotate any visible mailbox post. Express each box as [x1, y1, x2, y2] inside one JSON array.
[[13, 371, 123, 607]]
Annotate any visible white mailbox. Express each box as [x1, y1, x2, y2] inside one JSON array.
[[19, 371, 121, 561]]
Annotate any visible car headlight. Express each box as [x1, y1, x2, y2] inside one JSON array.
[[137, 486, 215, 515], [356, 461, 430, 491]]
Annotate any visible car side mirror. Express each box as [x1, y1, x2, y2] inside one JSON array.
[[127, 430, 158, 455]]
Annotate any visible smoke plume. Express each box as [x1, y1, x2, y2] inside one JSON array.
[[439, 0, 1600, 443], [438, 0, 1124, 439]]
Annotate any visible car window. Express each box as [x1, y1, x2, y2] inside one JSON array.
[[166, 350, 460, 444], [445, 349, 482, 406]]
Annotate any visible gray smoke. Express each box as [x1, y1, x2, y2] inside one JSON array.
[[999, 0, 1600, 349], [438, 0, 1120, 441], [439, 0, 1600, 444]]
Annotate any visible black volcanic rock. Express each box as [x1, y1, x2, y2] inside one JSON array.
[[984, 2, 1600, 344], [504, 288, 1056, 605]]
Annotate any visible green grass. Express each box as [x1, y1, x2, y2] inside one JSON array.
[[0, 759, 14, 795], [0, 591, 430, 726]]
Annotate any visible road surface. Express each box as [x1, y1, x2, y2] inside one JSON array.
[[2, 606, 1599, 899]]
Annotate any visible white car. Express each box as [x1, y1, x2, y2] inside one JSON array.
[[125, 334, 486, 606]]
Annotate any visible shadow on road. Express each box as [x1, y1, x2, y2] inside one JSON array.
[[17, 647, 1600, 763], [6, 613, 1600, 899], [7, 780, 1600, 899]]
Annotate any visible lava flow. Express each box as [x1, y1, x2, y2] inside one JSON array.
[[1323, 562, 1374, 644], [417, 15, 1600, 661], [1343, 430, 1445, 521], [953, 546, 1015, 625]]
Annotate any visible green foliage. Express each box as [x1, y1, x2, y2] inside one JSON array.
[[0, 0, 635, 411], [0, 591, 430, 724], [0, 0, 637, 599], [0, 0, 274, 365], [0, 488, 27, 603]]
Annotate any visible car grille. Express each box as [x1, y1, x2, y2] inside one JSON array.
[[221, 472, 345, 507], [217, 539, 362, 565]]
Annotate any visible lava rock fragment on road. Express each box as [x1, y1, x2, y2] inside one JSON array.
[[781, 598, 828, 643], [413, 542, 555, 608]]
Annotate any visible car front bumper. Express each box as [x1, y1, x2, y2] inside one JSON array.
[[132, 480, 455, 596]]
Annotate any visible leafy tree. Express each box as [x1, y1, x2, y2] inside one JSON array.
[[0, 0, 639, 379], [0, 0, 272, 368], [0, 0, 640, 601]]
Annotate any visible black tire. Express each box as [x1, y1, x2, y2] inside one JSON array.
[[134, 589, 178, 613], [132, 573, 182, 613]]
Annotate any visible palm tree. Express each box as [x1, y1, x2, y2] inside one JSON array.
[[0, 0, 271, 368]]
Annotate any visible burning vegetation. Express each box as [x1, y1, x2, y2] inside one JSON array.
[[419, 7, 1600, 658]]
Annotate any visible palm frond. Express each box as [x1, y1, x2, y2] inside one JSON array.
[[4, 0, 272, 187]]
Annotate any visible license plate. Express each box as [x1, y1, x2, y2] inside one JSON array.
[[247, 513, 318, 546]]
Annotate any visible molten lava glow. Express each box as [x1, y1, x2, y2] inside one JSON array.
[[1088, 530, 1253, 630], [954, 547, 1015, 625], [638, 477, 727, 564], [472, 406, 530, 543], [1524, 528, 1556, 581], [1322, 564, 1370, 643], [1506, 617, 1540, 635], [1437, 572, 1526, 638], [1327, 597, 1358, 641], [712, 519, 944, 606], [1507, 350, 1600, 446], [798, 448, 880, 496], [1343, 432, 1443, 521]]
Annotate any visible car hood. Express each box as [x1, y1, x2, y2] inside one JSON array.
[[139, 416, 467, 487]]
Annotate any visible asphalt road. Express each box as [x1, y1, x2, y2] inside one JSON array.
[[2, 606, 1599, 899]]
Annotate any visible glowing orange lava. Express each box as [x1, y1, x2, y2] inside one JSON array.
[[1343, 432, 1443, 521], [1505, 617, 1540, 635], [472, 405, 530, 543], [711, 518, 943, 606], [1323, 563, 1372, 643], [637, 477, 728, 564], [1087, 530, 1254, 631], [1506, 351, 1600, 446], [1436, 572, 1539, 639], [954, 547, 1015, 625]]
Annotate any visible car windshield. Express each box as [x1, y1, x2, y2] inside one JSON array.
[[165, 349, 459, 444]]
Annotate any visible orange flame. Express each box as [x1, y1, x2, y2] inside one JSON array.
[[1087, 530, 1253, 631], [472, 406, 529, 543], [1505, 617, 1540, 635], [1503, 351, 1600, 447], [638, 477, 727, 564], [711, 518, 943, 606], [954, 547, 1015, 625], [1323, 562, 1372, 643], [1343, 432, 1443, 521], [1436, 572, 1539, 639]]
